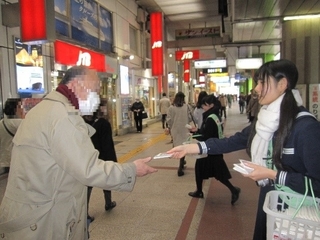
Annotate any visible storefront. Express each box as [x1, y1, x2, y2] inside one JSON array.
[[53, 40, 118, 132], [133, 76, 157, 119]]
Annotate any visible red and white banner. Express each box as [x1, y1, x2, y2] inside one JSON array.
[[150, 12, 163, 76], [184, 60, 190, 82], [175, 50, 200, 61], [54, 40, 105, 72]]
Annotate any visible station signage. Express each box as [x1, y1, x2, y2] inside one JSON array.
[[194, 59, 227, 69], [54, 40, 105, 72], [236, 58, 263, 69], [203, 68, 228, 74]]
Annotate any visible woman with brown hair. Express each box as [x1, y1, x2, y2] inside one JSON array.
[[166, 92, 193, 176]]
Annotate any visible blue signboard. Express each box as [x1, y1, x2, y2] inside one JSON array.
[[99, 6, 113, 52], [55, 19, 69, 37], [54, 0, 114, 53], [70, 0, 99, 49]]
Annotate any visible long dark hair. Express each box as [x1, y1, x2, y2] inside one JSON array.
[[172, 92, 185, 107], [247, 59, 299, 170], [202, 94, 220, 117], [196, 91, 208, 108]]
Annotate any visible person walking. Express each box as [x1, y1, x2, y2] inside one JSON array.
[[227, 94, 232, 108], [131, 98, 145, 132], [159, 92, 171, 129], [218, 94, 228, 119], [193, 91, 208, 128], [188, 94, 240, 204], [83, 105, 118, 223], [246, 90, 260, 123], [238, 94, 246, 114], [0, 98, 23, 174], [166, 92, 193, 177], [167, 59, 320, 240], [0, 66, 157, 240]]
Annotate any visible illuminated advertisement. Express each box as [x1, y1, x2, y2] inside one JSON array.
[[120, 65, 129, 95], [54, 40, 106, 72], [14, 37, 45, 95], [175, 50, 199, 61], [150, 12, 163, 76]]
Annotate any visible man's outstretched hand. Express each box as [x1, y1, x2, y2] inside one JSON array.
[[133, 157, 158, 176]]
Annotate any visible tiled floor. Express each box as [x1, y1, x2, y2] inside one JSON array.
[[0, 103, 260, 239]]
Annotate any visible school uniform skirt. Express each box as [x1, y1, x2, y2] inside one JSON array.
[[195, 154, 232, 181]]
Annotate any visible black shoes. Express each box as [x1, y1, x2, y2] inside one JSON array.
[[87, 215, 95, 223], [105, 201, 117, 211], [177, 159, 187, 176], [188, 191, 204, 198], [231, 187, 241, 205], [177, 170, 184, 176]]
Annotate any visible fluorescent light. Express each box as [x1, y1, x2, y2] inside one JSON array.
[[284, 14, 320, 21], [236, 58, 263, 69]]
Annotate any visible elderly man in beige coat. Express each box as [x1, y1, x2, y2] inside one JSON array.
[[0, 66, 157, 240]]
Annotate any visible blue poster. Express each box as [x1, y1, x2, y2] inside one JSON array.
[[55, 0, 69, 37], [55, 19, 69, 37], [99, 6, 113, 52], [54, 0, 67, 16], [70, 0, 99, 49]]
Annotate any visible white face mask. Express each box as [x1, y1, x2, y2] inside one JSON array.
[[79, 91, 100, 115]]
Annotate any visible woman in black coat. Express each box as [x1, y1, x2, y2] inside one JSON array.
[[188, 94, 241, 205], [131, 98, 145, 132], [83, 105, 118, 222]]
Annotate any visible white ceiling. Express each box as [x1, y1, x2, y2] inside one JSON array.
[[136, 0, 320, 57]]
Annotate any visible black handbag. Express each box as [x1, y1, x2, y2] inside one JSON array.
[[142, 112, 148, 119]]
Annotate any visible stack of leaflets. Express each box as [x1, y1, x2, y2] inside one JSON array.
[[153, 153, 173, 159], [233, 159, 256, 174]]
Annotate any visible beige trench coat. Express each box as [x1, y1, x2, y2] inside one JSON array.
[[0, 91, 136, 239], [159, 97, 171, 115], [0, 117, 22, 168], [166, 104, 193, 147]]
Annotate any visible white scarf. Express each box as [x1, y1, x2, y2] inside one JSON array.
[[251, 89, 303, 166]]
